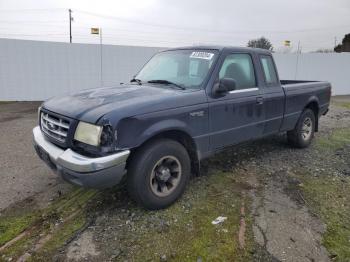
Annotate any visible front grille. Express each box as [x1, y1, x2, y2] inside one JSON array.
[[41, 112, 70, 143]]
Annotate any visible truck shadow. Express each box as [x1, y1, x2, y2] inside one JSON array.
[[200, 133, 291, 174], [68, 133, 293, 261], [94, 133, 292, 212]]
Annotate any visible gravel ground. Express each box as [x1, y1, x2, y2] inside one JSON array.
[[0, 97, 349, 261], [0, 102, 72, 212], [63, 100, 350, 261]]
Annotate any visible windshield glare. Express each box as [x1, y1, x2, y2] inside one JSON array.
[[135, 50, 218, 89]]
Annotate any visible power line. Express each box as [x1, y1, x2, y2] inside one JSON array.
[[0, 33, 67, 36], [0, 7, 349, 36], [75, 9, 350, 35], [0, 20, 66, 24], [0, 7, 348, 38], [69, 9, 73, 43], [0, 8, 66, 12], [0, 7, 347, 51]]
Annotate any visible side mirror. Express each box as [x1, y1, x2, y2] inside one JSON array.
[[213, 78, 237, 95]]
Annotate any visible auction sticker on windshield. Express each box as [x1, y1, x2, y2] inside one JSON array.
[[190, 52, 214, 60]]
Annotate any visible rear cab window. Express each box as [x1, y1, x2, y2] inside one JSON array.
[[260, 55, 278, 85]]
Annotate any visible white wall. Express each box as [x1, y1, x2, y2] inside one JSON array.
[[273, 53, 350, 95], [0, 38, 162, 100], [0, 38, 349, 101]]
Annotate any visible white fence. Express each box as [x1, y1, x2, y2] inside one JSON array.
[[0, 38, 162, 100], [0, 38, 349, 100], [273, 53, 350, 95]]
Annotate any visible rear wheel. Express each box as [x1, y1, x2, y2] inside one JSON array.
[[127, 139, 191, 210], [287, 108, 316, 148]]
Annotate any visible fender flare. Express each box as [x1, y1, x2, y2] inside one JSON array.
[[138, 119, 195, 147], [304, 96, 320, 131], [306, 95, 320, 108]]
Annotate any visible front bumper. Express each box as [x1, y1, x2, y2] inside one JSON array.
[[33, 126, 130, 189]]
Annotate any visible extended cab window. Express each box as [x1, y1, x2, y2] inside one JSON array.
[[219, 53, 256, 90], [260, 55, 278, 85]]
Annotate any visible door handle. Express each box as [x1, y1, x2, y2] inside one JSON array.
[[256, 97, 264, 105]]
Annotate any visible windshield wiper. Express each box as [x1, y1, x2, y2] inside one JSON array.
[[147, 79, 186, 90], [130, 78, 142, 85]]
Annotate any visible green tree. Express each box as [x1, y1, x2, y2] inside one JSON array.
[[334, 33, 350, 52], [247, 37, 273, 51]]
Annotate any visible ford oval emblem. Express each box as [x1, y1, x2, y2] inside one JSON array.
[[47, 122, 55, 130]]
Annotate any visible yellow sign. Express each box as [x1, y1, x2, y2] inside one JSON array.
[[91, 28, 99, 35], [284, 40, 291, 47]]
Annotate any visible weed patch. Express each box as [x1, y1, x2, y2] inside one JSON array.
[[0, 188, 98, 260], [316, 128, 350, 151], [114, 172, 255, 261], [296, 173, 350, 261]]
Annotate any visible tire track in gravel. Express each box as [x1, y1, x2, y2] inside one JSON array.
[[247, 103, 350, 262]]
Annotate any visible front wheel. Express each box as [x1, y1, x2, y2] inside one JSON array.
[[127, 139, 191, 210], [287, 108, 316, 148]]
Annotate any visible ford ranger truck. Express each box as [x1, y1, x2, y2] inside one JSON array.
[[33, 46, 331, 209]]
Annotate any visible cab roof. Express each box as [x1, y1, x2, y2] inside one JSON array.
[[164, 45, 272, 55]]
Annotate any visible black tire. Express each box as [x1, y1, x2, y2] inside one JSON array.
[[287, 108, 316, 148], [127, 139, 191, 210]]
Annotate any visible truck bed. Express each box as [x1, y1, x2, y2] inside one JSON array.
[[280, 80, 320, 85], [279, 79, 331, 132], [281, 79, 330, 93]]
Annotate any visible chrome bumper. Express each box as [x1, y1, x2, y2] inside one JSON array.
[[33, 126, 130, 188]]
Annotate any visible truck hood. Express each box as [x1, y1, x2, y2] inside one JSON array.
[[43, 84, 206, 123]]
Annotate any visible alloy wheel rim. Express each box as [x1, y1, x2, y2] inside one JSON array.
[[150, 155, 182, 197]]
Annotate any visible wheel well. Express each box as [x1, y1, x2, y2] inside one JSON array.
[[305, 101, 319, 131], [128, 130, 200, 175]]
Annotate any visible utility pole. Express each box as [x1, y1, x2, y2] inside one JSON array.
[[296, 41, 301, 54], [100, 28, 103, 86], [294, 41, 301, 80], [69, 9, 73, 43], [91, 27, 103, 85], [334, 37, 337, 48]]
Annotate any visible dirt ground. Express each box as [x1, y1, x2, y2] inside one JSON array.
[[0, 102, 72, 211], [0, 96, 349, 262]]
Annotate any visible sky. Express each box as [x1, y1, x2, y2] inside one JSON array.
[[0, 0, 349, 52]]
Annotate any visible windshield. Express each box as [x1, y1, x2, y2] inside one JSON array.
[[135, 49, 218, 89]]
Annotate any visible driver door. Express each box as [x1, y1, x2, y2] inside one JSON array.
[[208, 52, 265, 150]]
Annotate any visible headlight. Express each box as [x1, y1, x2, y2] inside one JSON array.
[[74, 121, 102, 146]]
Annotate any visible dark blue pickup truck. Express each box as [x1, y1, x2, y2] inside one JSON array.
[[33, 46, 331, 209]]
